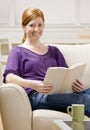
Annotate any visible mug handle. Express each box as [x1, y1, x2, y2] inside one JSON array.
[[67, 106, 72, 116]]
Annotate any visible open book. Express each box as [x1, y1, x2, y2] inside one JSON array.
[[44, 62, 86, 94]]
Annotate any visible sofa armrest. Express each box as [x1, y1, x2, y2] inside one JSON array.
[[32, 109, 90, 130], [0, 83, 32, 130]]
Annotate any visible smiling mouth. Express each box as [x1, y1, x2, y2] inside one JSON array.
[[33, 32, 40, 37]]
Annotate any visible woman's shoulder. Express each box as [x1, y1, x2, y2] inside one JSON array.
[[48, 44, 61, 53], [9, 45, 25, 56], [11, 45, 26, 52], [48, 44, 65, 57]]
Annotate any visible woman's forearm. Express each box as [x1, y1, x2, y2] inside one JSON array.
[[6, 73, 53, 93], [6, 73, 35, 89]]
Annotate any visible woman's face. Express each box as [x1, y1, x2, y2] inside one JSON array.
[[24, 17, 44, 42]]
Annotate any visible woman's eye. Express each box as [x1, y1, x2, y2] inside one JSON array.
[[30, 24, 34, 27], [38, 24, 42, 27], [29, 23, 43, 28]]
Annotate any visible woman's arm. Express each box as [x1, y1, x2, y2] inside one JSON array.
[[6, 73, 53, 94]]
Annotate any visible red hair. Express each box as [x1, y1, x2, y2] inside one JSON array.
[[22, 8, 45, 43]]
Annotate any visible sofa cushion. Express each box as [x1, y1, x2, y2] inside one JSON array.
[[51, 44, 90, 89]]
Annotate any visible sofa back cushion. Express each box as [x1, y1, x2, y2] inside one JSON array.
[[52, 44, 90, 89]]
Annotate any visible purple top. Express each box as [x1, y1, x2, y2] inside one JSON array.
[[3, 45, 68, 94]]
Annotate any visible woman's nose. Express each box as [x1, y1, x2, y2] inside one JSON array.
[[34, 26, 39, 31]]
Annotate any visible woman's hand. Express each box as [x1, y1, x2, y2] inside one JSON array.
[[32, 80, 53, 94], [72, 79, 84, 93]]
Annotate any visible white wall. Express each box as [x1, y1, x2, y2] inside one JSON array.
[[0, 0, 90, 43]]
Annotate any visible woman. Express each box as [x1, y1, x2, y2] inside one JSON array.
[[3, 7, 90, 117]]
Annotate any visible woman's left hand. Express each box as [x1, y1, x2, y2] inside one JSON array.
[[72, 79, 84, 93]]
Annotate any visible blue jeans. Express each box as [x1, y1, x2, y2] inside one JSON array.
[[28, 88, 90, 117]]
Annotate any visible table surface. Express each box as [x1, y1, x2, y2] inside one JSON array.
[[65, 121, 90, 130], [53, 120, 90, 130]]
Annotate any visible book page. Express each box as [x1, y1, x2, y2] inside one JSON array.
[[64, 63, 86, 93], [44, 67, 68, 94]]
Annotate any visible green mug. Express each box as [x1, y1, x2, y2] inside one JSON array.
[[67, 104, 85, 122]]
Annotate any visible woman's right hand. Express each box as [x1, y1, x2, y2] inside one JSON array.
[[32, 80, 53, 94]]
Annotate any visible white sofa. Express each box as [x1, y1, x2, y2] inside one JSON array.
[[0, 43, 90, 130]]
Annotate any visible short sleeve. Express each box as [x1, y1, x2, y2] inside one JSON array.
[[53, 46, 68, 67], [3, 47, 22, 83]]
